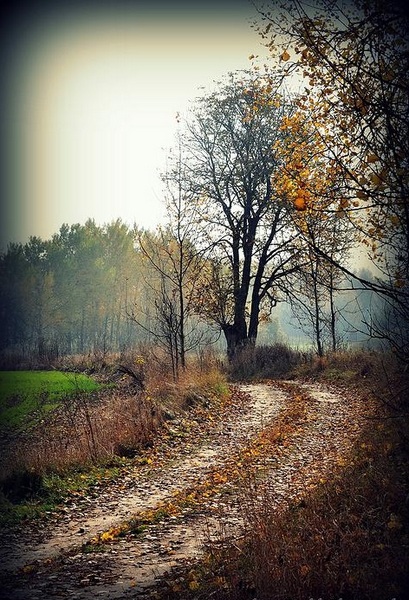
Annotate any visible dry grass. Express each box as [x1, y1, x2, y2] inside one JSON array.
[[291, 348, 401, 385], [3, 346, 408, 598], [228, 343, 303, 381], [0, 347, 229, 505], [0, 386, 163, 480], [218, 354, 409, 600], [124, 345, 229, 412], [154, 404, 409, 600]]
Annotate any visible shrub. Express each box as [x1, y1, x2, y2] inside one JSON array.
[[228, 343, 301, 381]]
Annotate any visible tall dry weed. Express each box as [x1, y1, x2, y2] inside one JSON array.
[[1, 348, 228, 491]]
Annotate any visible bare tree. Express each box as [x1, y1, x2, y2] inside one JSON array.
[[170, 71, 302, 359], [129, 227, 207, 380], [130, 141, 216, 378], [286, 237, 349, 356]]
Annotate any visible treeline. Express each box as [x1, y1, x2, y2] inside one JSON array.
[[0, 217, 384, 366], [0, 220, 145, 362]]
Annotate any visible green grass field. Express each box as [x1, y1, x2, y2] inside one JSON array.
[[0, 371, 101, 429]]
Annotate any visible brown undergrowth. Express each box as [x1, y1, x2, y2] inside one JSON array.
[[3, 347, 409, 599], [158, 422, 409, 600], [230, 411, 409, 600]]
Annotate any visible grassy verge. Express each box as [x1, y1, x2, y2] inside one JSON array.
[[0, 458, 131, 525], [0, 356, 230, 527], [0, 370, 101, 429]]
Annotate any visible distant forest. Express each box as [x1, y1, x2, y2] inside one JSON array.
[[1, 220, 146, 362], [0, 219, 383, 365]]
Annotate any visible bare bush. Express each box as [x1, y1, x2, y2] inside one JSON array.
[[228, 343, 302, 381]]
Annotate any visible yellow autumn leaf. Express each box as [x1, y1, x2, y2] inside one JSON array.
[[22, 565, 35, 574], [369, 172, 383, 186], [212, 472, 228, 484], [214, 576, 228, 588], [294, 196, 307, 211], [281, 49, 290, 61], [387, 513, 403, 530], [300, 564, 310, 577]]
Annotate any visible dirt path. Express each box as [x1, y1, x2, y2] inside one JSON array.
[[1, 381, 375, 599]]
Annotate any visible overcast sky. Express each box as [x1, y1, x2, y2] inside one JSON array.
[[0, 0, 272, 249]]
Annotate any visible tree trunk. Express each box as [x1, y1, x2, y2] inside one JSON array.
[[312, 275, 324, 357], [248, 296, 260, 343], [328, 269, 337, 352], [222, 320, 249, 361]]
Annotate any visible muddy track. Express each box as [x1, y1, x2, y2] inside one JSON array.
[[0, 381, 375, 599]]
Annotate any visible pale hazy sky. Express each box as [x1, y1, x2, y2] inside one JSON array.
[[0, 0, 270, 250]]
